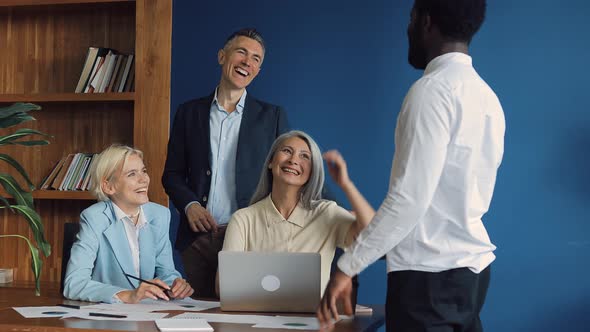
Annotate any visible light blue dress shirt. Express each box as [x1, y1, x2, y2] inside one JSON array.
[[206, 88, 246, 225]]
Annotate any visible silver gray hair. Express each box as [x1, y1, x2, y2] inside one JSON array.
[[249, 130, 324, 209]]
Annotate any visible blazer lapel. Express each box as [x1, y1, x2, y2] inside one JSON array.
[[138, 213, 156, 280], [198, 93, 214, 164], [237, 96, 262, 161], [102, 202, 138, 287]]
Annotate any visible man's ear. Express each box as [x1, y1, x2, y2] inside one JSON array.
[[268, 163, 272, 169], [218, 49, 225, 65]]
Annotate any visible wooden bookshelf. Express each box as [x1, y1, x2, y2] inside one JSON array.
[[0, 92, 134, 102], [0, 0, 172, 283], [32, 190, 95, 200]]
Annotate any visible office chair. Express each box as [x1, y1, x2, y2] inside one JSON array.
[[60, 222, 80, 294]]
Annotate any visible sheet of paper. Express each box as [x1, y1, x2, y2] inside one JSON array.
[[61, 311, 168, 321], [80, 297, 218, 313], [13, 306, 79, 318], [252, 316, 343, 330], [172, 312, 269, 324], [171, 297, 220, 311]]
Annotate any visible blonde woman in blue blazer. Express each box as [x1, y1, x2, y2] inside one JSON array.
[[64, 145, 194, 303]]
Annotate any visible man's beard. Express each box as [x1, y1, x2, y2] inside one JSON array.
[[408, 26, 427, 70]]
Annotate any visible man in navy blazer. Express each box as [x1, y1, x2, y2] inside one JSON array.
[[162, 28, 288, 298]]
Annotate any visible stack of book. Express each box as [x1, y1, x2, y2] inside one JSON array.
[[74, 47, 135, 93], [40, 153, 98, 191]]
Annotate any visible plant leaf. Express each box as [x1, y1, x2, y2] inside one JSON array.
[[0, 103, 41, 121], [0, 113, 35, 128], [0, 173, 33, 207], [0, 205, 51, 257], [0, 153, 35, 189], [0, 196, 14, 211], [0, 234, 43, 295], [0, 129, 51, 146], [12, 140, 51, 146]]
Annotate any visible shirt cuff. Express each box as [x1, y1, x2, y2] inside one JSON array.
[[184, 201, 201, 215], [337, 251, 364, 277], [112, 292, 124, 304]]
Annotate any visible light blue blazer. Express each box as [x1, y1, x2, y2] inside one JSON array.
[[63, 200, 181, 303]]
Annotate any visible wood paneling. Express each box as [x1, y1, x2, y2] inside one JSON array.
[[134, 0, 171, 206], [0, 0, 172, 283]]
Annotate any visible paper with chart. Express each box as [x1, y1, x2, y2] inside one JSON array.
[[252, 315, 344, 330], [13, 306, 79, 318], [80, 298, 219, 313], [172, 312, 269, 324], [61, 310, 168, 321], [171, 312, 345, 330]]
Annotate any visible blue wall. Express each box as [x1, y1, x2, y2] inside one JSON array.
[[171, 1, 590, 331]]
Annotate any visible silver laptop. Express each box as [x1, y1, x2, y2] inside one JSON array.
[[218, 251, 321, 313]]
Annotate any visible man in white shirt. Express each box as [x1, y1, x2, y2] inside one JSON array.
[[318, 1, 505, 331]]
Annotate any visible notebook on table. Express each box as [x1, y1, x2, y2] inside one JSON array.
[[218, 251, 321, 313]]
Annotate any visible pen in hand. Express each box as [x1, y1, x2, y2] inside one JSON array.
[[124, 274, 174, 299]]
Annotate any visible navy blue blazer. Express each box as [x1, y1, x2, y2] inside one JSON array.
[[162, 93, 288, 251]]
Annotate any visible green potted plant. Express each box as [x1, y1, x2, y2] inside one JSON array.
[[0, 102, 51, 296]]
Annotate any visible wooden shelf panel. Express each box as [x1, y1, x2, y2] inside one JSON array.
[[32, 190, 95, 200], [0, 189, 94, 200], [0, 93, 134, 103], [0, 0, 133, 7]]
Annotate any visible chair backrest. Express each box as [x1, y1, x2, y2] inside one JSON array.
[[60, 222, 80, 294]]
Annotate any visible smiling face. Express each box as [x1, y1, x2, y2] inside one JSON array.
[[102, 153, 150, 215], [269, 136, 312, 190], [218, 36, 264, 91]]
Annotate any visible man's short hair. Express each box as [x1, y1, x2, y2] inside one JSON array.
[[224, 28, 265, 53], [414, 0, 486, 43]]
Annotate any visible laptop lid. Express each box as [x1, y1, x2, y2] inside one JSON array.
[[218, 251, 321, 313]]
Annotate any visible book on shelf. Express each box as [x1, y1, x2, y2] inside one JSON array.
[[118, 54, 134, 93], [42, 153, 97, 192], [50, 154, 75, 190], [83, 47, 112, 93], [39, 156, 67, 190], [74, 47, 100, 93], [74, 47, 135, 94], [106, 54, 124, 92]]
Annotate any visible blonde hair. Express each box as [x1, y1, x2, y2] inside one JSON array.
[[90, 144, 144, 201]]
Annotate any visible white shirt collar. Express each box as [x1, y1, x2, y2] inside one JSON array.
[[212, 86, 247, 114], [112, 202, 147, 228], [424, 52, 472, 76]]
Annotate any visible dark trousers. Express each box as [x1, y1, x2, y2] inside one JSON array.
[[181, 226, 227, 299], [386, 266, 491, 332]]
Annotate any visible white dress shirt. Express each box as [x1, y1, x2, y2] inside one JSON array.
[[112, 203, 147, 277], [339, 52, 505, 276]]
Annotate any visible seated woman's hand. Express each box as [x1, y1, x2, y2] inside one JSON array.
[[117, 278, 171, 303], [170, 278, 195, 299], [323, 150, 352, 189]]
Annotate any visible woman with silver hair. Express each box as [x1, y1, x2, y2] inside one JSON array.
[[221, 130, 375, 294]]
